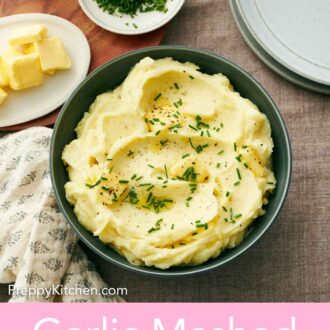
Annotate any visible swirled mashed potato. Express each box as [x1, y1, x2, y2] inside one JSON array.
[[62, 57, 276, 269]]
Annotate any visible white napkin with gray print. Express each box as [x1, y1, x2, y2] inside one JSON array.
[[0, 127, 123, 302]]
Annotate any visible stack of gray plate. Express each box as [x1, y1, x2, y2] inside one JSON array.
[[230, 0, 330, 94]]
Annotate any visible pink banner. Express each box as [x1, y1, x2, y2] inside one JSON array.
[[0, 303, 329, 329]]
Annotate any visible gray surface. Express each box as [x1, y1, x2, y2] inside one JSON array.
[[0, 0, 329, 302]]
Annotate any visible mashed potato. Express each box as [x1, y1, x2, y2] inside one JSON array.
[[62, 57, 276, 269]]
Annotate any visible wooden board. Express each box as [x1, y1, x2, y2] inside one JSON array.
[[0, 0, 165, 131]]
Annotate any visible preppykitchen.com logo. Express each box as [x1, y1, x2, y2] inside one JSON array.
[[8, 284, 127, 300]]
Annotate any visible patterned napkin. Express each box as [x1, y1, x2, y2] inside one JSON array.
[[0, 127, 123, 302]]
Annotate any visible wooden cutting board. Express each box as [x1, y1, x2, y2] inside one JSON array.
[[0, 0, 165, 131]]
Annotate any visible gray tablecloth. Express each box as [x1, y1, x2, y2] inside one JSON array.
[[1, 0, 329, 302]]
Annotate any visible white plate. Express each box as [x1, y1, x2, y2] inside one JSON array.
[[230, 0, 330, 95], [78, 0, 185, 35], [237, 0, 330, 86], [0, 14, 91, 128]]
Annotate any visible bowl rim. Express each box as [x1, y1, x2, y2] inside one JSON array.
[[50, 45, 292, 276]]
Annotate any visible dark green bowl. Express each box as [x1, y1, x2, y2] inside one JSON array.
[[50, 46, 291, 276]]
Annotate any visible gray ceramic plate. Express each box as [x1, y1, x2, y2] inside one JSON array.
[[237, 0, 330, 86], [50, 46, 291, 276], [230, 0, 330, 95]]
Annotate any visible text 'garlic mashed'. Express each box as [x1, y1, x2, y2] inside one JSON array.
[[62, 57, 276, 269]]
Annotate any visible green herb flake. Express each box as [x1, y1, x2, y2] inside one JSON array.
[[236, 168, 241, 180], [85, 178, 102, 189], [160, 139, 168, 146], [164, 164, 168, 179], [154, 93, 162, 101]]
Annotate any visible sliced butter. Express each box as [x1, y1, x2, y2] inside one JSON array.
[[34, 37, 72, 73], [9, 24, 48, 46], [2, 48, 43, 90]]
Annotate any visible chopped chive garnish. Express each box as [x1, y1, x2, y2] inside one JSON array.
[[154, 93, 162, 101], [234, 181, 240, 186], [189, 125, 198, 131], [146, 192, 152, 203], [196, 222, 208, 230], [236, 155, 242, 162], [220, 122, 224, 128], [189, 183, 197, 193], [242, 145, 248, 149], [109, 167, 113, 173], [206, 130, 211, 137], [136, 176, 143, 181], [130, 174, 137, 180], [133, 23, 138, 29], [171, 223, 175, 230], [189, 75, 194, 79], [173, 99, 183, 108], [146, 185, 155, 191], [222, 206, 228, 212], [218, 150, 224, 155], [236, 168, 241, 180], [106, 158, 112, 161], [182, 153, 190, 159], [226, 191, 230, 197], [244, 163, 249, 168], [148, 164, 154, 168], [169, 123, 182, 131], [234, 142, 237, 151], [164, 164, 168, 179], [174, 82, 179, 89], [119, 180, 129, 184], [160, 139, 168, 146], [185, 196, 193, 207], [189, 137, 195, 150], [216, 163, 221, 168], [85, 178, 102, 188], [127, 150, 134, 157], [139, 183, 152, 186], [234, 214, 242, 219], [267, 182, 275, 185], [101, 186, 110, 191]]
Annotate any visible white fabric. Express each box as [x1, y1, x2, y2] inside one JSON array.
[[0, 127, 122, 302]]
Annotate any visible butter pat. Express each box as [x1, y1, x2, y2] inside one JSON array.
[[35, 37, 72, 73], [2, 49, 43, 90], [0, 58, 8, 87], [9, 24, 48, 46], [0, 88, 8, 105]]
